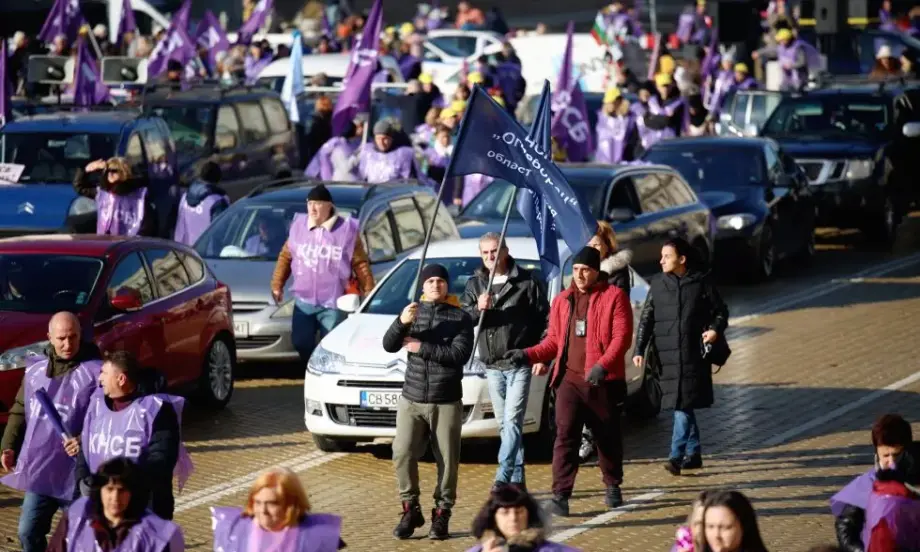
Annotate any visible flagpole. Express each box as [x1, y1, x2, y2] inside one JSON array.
[[408, 86, 480, 301], [466, 187, 517, 371]]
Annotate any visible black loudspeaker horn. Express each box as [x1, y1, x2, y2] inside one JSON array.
[[815, 0, 848, 34], [101, 57, 148, 85], [27, 56, 72, 84]]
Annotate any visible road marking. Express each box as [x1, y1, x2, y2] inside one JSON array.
[[174, 451, 346, 513], [553, 491, 666, 542]]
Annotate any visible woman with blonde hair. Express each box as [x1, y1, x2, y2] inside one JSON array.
[[671, 491, 710, 552], [211, 468, 344, 551], [73, 156, 153, 236]]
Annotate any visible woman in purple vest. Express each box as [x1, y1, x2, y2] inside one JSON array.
[[47, 457, 184, 552], [832, 414, 914, 552], [700, 490, 769, 552], [211, 467, 344, 551], [465, 485, 580, 552], [357, 120, 420, 184], [173, 161, 229, 246], [73, 157, 154, 237], [595, 87, 638, 164], [865, 440, 920, 550]]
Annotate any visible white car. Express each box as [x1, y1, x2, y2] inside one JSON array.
[[256, 53, 405, 90], [303, 238, 660, 453]]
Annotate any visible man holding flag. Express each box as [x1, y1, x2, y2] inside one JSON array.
[[1, 312, 103, 552]]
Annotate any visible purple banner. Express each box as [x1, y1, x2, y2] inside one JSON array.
[[551, 21, 593, 162], [331, 0, 384, 135]]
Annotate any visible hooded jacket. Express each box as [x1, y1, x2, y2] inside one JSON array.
[[184, 179, 229, 219], [600, 250, 633, 294]]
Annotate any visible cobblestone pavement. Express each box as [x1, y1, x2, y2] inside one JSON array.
[[1, 224, 919, 551]]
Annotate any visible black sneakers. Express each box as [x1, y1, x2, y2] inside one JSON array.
[[543, 495, 570, 517], [682, 454, 703, 470], [664, 458, 682, 476], [393, 501, 425, 539], [605, 485, 624, 509], [428, 508, 451, 540]]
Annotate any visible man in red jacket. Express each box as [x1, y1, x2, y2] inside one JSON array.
[[503, 247, 633, 516]]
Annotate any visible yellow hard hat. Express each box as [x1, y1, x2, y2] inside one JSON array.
[[450, 100, 467, 113], [659, 54, 676, 75], [418, 73, 433, 84], [696, 0, 706, 6], [491, 95, 506, 107], [439, 108, 457, 120], [603, 87, 622, 104], [400, 22, 415, 36], [467, 71, 484, 85], [385, 26, 396, 35], [775, 28, 793, 43], [655, 72, 673, 87], [734, 62, 749, 74]]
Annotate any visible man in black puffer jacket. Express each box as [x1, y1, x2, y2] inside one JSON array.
[[634, 237, 728, 476], [383, 263, 473, 542]]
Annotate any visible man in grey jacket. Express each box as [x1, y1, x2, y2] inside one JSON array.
[[461, 233, 549, 492]]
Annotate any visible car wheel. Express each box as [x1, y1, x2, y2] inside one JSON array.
[[862, 197, 898, 245], [754, 225, 776, 281], [199, 337, 235, 408], [524, 383, 555, 461], [312, 434, 357, 453], [626, 344, 662, 420]]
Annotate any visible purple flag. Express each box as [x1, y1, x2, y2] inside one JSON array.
[[331, 0, 384, 135], [33, 389, 71, 439], [550, 21, 592, 163], [73, 38, 111, 107], [195, 11, 230, 69], [172, 0, 191, 32], [39, 0, 85, 43], [237, 0, 274, 45], [147, 11, 198, 78], [119, 0, 138, 38], [1, 42, 11, 125]]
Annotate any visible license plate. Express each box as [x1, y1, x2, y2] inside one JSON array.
[[233, 321, 249, 338], [360, 390, 400, 409]]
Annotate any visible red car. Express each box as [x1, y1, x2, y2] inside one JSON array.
[[0, 235, 236, 424]]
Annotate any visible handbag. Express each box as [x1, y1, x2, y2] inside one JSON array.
[[702, 333, 731, 372]]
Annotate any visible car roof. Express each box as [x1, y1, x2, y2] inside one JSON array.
[[0, 234, 181, 256], [405, 237, 547, 261], [650, 136, 767, 149], [559, 162, 676, 178], [242, 181, 432, 208], [2, 110, 142, 133], [141, 86, 278, 105]]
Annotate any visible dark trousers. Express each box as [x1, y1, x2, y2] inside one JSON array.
[[552, 378, 624, 497]]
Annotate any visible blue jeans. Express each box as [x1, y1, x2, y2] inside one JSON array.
[[670, 409, 701, 460], [292, 299, 347, 363], [486, 367, 531, 484], [19, 492, 70, 552]]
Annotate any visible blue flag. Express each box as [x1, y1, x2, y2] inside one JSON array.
[[281, 31, 305, 123], [446, 84, 595, 278]]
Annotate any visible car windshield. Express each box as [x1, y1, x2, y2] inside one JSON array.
[[762, 98, 889, 136], [461, 175, 606, 220], [147, 105, 213, 153], [0, 132, 117, 183], [194, 202, 359, 260], [0, 254, 103, 314], [364, 257, 544, 315], [643, 147, 764, 188]]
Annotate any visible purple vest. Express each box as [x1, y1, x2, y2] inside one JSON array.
[[97, 187, 147, 236], [676, 12, 695, 43], [705, 70, 735, 113], [831, 469, 875, 517], [1, 357, 102, 500], [595, 112, 633, 164], [82, 391, 194, 491], [305, 137, 359, 181], [66, 497, 184, 552], [462, 174, 494, 207], [414, 123, 435, 146], [358, 146, 415, 183], [778, 39, 810, 90], [211, 506, 342, 552], [288, 214, 359, 308], [863, 487, 920, 548], [174, 192, 228, 246], [637, 97, 680, 149]]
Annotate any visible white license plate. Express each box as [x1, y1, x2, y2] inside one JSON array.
[[360, 390, 400, 409], [233, 321, 249, 338]]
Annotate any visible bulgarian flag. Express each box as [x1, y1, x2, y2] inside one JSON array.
[[591, 10, 612, 46]]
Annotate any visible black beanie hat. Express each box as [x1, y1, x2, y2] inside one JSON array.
[[420, 263, 449, 283], [572, 246, 601, 272], [307, 184, 333, 202]]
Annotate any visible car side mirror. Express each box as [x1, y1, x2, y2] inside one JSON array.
[[336, 294, 361, 313], [110, 287, 142, 312], [607, 207, 635, 223], [902, 122, 920, 138]]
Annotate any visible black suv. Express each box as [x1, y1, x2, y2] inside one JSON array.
[[134, 85, 300, 202], [759, 82, 920, 243]]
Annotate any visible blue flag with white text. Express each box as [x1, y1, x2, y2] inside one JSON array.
[[446, 85, 595, 273]]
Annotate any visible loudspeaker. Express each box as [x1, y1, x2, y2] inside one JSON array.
[[27, 56, 72, 84], [815, 0, 848, 34], [101, 57, 148, 85]]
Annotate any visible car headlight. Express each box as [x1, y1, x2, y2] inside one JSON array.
[[0, 341, 49, 372], [463, 357, 487, 376], [68, 196, 96, 217], [716, 213, 757, 231], [845, 159, 874, 180], [306, 345, 345, 375], [271, 299, 295, 319]]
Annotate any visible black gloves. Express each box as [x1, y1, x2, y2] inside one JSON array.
[[501, 349, 527, 367], [586, 365, 606, 386]]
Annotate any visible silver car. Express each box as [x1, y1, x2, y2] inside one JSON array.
[[193, 181, 460, 363]]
